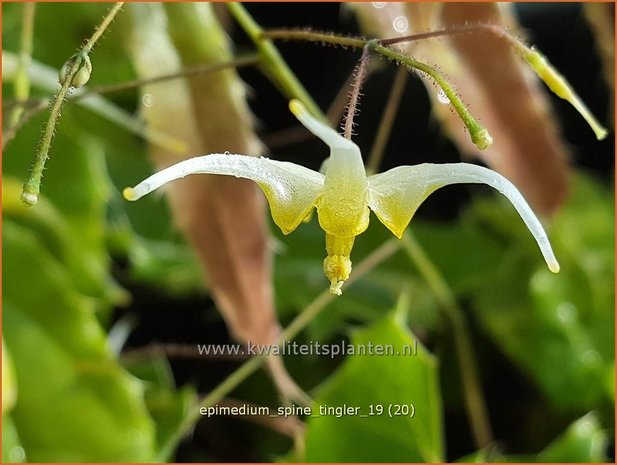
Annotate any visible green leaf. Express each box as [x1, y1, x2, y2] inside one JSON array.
[[304, 312, 443, 462], [3, 127, 126, 312], [3, 220, 157, 461], [467, 175, 614, 412], [538, 413, 608, 462], [128, 236, 206, 296], [124, 356, 198, 461], [454, 447, 502, 463], [455, 413, 608, 463]]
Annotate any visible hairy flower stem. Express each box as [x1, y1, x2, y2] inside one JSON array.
[[343, 46, 370, 139], [263, 29, 493, 150], [385, 23, 608, 139], [401, 232, 493, 449], [20, 2, 124, 206], [267, 24, 607, 141]]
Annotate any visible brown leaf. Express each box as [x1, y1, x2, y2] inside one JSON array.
[[127, 3, 276, 345]]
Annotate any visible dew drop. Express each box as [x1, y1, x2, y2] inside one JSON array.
[[9, 447, 25, 462], [392, 15, 408, 33], [372, 2, 386, 8], [142, 93, 155, 107]]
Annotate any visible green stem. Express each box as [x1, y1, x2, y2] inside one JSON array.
[[75, 54, 259, 101], [160, 238, 400, 459], [400, 232, 493, 449], [20, 82, 72, 206], [516, 43, 608, 140], [387, 22, 607, 140], [227, 3, 326, 121], [2, 99, 48, 151], [83, 2, 124, 53], [379, 23, 515, 47], [343, 46, 370, 139], [372, 43, 492, 150], [264, 28, 366, 49], [263, 29, 492, 150], [20, 2, 124, 206], [6, 55, 260, 138], [9, 2, 36, 129]]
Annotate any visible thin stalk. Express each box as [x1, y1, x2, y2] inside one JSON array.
[[9, 2, 36, 129], [227, 3, 326, 121], [379, 23, 516, 47], [82, 2, 124, 53], [343, 46, 370, 139], [203, 239, 399, 407], [263, 29, 493, 150], [400, 232, 493, 449], [73, 54, 259, 101], [3, 99, 48, 150], [366, 67, 408, 175], [214, 398, 304, 438], [20, 80, 72, 206], [4, 55, 260, 146], [264, 28, 366, 49], [384, 23, 608, 140], [160, 238, 400, 459], [20, 2, 124, 206], [371, 43, 492, 150]]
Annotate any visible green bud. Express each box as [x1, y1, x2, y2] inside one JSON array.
[[58, 53, 92, 88], [471, 128, 493, 150]]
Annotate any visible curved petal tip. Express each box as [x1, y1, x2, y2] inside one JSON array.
[[123, 187, 137, 201], [289, 99, 305, 117]]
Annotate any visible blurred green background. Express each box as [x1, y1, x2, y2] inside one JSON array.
[[2, 2, 614, 462]]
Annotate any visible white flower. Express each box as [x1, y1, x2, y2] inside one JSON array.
[[125, 100, 559, 295]]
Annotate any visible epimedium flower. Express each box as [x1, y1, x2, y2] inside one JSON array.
[[124, 99, 560, 295]]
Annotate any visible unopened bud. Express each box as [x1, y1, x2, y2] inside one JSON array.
[[471, 128, 493, 150], [59, 54, 92, 88]]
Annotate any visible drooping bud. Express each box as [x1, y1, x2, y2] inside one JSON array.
[[522, 47, 608, 140]]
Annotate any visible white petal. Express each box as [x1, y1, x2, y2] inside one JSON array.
[[289, 100, 357, 150], [124, 154, 324, 234], [368, 163, 560, 273]]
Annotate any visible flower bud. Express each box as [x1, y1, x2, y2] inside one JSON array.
[[59, 54, 92, 88]]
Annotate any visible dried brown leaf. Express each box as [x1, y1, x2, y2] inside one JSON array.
[[127, 3, 276, 345]]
